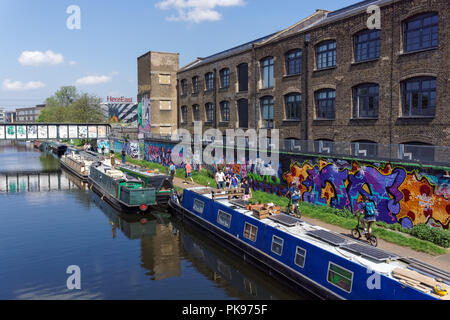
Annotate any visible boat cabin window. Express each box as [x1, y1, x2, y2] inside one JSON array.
[[193, 199, 205, 214], [327, 262, 353, 293], [271, 236, 284, 256], [294, 246, 307, 268], [217, 210, 232, 228], [243, 223, 258, 242]]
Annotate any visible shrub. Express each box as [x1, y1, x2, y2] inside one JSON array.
[[410, 224, 450, 248]]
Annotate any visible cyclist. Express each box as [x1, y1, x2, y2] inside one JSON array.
[[359, 196, 377, 237], [288, 182, 301, 214]]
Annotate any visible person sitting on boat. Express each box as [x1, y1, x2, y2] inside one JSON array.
[[359, 196, 378, 237], [110, 150, 116, 169], [288, 182, 301, 214]]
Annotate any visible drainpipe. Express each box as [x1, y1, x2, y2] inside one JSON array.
[[213, 66, 218, 129], [252, 44, 258, 131], [304, 34, 310, 141], [176, 78, 180, 132]]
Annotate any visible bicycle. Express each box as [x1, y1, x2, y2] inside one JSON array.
[[287, 197, 302, 219], [351, 212, 378, 247]]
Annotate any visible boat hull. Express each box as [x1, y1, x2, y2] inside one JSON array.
[[60, 159, 88, 181], [168, 198, 337, 300]]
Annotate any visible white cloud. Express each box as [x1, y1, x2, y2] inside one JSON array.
[[2, 79, 46, 91], [156, 0, 246, 23], [18, 50, 64, 66], [69, 60, 77, 66], [75, 75, 113, 86]]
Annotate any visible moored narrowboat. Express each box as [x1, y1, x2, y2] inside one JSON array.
[[117, 164, 174, 206], [60, 150, 96, 181], [169, 187, 450, 300], [88, 162, 157, 214]]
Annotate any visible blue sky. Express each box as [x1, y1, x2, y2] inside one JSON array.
[[0, 0, 359, 110]]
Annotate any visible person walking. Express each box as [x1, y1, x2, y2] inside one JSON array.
[[184, 162, 194, 184], [169, 162, 176, 181], [121, 149, 126, 164], [242, 177, 252, 200], [215, 169, 225, 189]]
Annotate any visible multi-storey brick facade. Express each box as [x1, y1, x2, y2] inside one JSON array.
[[137, 51, 179, 135], [176, 0, 449, 159]]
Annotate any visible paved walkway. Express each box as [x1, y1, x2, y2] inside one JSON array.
[[171, 177, 450, 272]]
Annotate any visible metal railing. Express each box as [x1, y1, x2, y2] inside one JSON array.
[[139, 134, 449, 167]]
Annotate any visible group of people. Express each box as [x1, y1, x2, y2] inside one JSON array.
[[215, 168, 252, 199]]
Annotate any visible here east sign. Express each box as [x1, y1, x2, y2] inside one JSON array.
[[106, 96, 133, 103]]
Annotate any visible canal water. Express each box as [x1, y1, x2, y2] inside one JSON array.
[[0, 143, 307, 300]]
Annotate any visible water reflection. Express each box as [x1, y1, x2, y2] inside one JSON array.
[[174, 220, 305, 300], [1, 142, 308, 300], [0, 171, 87, 193], [91, 189, 305, 299]]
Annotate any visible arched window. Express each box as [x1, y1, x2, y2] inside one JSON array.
[[401, 77, 436, 117], [285, 49, 302, 75], [205, 103, 214, 123], [352, 83, 379, 118], [354, 29, 380, 62], [261, 57, 274, 88], [400, 142, 434, 162], [351, 140, 378, 157], [219, 68, 230, 89], [192, 104, 200, 121], [192, 76, 199, 94], [180, 106, 187, 123], [205, 72, 214, 91], [260, 96, 274, 129], [315, 89, 335, 120], [237, 63, 248, 92], [403, 12, 438, 52], [285, 93, 301, 120], [220, 101, 230, 122], [180, 79, 187, 96], [314, 139, 334, 154], [316, 40, 336, 69]]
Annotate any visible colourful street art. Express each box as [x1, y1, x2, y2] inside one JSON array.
[[113, 139, 140, 160], [143, 141, 184, 168], [282, 160, 450, 229], [138, 138, 449, 229]]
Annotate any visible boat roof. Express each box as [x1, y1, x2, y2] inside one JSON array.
[[186, 187, 450, 290]]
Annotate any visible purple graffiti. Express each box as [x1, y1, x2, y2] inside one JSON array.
[[303, 164, 349, 208], [348, 167, 406, 224]]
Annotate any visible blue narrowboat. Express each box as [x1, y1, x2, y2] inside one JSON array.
[[168, 187, 450, 300]]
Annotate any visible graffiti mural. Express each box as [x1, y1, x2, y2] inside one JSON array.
[[282, 159, 449, 229], [113, 139, 140, 159], [139, 138, 449, 229], [143, 141, 182, 167], [97, 139, 110, 154]]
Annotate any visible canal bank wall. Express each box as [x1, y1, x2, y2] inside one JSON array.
[[103, 137, 449, 231]]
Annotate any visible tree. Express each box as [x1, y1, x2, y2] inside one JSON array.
[[38, 86, 105, 123], [69, 93, 104, 123]]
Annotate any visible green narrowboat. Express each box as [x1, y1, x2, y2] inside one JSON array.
[[88, 163, 157, 214], [117, 164, 174, 206]]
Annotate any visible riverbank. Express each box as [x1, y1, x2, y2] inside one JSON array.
[[111, 154, 449, 268]]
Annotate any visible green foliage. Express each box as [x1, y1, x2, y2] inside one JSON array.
[[38, 86, 104, 123], [410, 224, 450, 248]]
